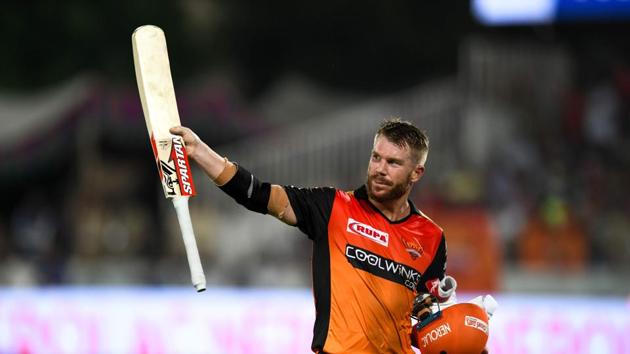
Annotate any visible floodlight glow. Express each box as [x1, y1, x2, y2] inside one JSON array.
[[473, 0, 556, 25]]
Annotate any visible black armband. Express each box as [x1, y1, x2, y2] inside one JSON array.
[[219, 164, 270, 214]]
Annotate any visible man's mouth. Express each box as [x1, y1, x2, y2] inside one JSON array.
[[371, 178, 392, 186]]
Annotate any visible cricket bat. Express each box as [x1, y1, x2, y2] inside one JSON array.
[[132, 25, 206, 292]]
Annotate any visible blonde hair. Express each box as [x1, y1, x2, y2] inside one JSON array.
[[376, 117, 429, 165]]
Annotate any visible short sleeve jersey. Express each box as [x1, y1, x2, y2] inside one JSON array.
[[284, 185, 447, 354]]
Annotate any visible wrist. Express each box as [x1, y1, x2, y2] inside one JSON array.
[[213, 158, 236, 186], [187, 140, 206, 161]]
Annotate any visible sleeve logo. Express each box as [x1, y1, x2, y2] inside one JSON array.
[[346, 218, 389, 247]]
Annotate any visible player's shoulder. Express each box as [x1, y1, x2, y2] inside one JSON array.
[[283, 185, 337, 203], [336, 189, 355, 202], [412, 209, 444, 238], [337, 188, 379, 206], [284, 185, 336, 194]]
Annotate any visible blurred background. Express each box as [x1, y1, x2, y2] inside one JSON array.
[[1, 1, 629, 353]]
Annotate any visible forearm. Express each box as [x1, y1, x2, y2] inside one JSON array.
[[207, 160, 295, 224], [186, 138, 294, 224], [189, 142, 235, 185]]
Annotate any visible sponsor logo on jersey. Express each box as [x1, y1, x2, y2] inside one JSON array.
[[402, 237, 424, 259], [420, 323, 452, 348], [346, 218, 389, 246], [345, 244, 421, 290], [465, 316, 488, 334]]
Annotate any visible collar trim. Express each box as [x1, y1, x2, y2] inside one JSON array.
[[354, 185, 420, 224]]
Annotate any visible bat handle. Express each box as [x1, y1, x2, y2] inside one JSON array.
[[171, 196, 206, 292]]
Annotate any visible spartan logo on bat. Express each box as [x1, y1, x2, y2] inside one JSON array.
[[159, 159, 179, 196], [155, 137, 194, 197], [171, 136, 194, 195]]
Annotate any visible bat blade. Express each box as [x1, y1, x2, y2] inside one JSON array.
[[132, 25, 195, 199], [132, 25, 205, 292]]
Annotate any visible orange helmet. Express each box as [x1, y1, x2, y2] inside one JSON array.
[[412, 302, 489, 354]]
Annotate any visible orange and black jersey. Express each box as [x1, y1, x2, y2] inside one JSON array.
[[284, 185, 447, 354]]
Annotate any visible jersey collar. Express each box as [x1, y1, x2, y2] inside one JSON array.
[[354, 185, 420, 224]]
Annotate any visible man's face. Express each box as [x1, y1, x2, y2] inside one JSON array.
[[366, 135, 424, 203]]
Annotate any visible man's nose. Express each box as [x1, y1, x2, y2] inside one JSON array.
[[375, 160, 387, 174]]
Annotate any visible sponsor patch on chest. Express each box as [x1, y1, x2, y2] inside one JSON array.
[[346, 218, 389, 247]]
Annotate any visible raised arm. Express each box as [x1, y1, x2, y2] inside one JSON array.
[[169, 126, 298, 225]]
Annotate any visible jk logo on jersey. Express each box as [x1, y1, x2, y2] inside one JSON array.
[[346, 218, 389, 246]]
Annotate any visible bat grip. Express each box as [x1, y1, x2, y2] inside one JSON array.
[[171, 196, 206, 292]]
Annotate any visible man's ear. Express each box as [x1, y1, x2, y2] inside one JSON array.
[[410, 164, 425, 183]]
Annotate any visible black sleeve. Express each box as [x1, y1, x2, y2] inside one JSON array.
[[283, 186, 336, 242], [416, 233, 447, 293], [219, 164, 271, 214]]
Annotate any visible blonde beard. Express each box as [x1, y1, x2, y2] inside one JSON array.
[[366, 173, 412, 203]]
